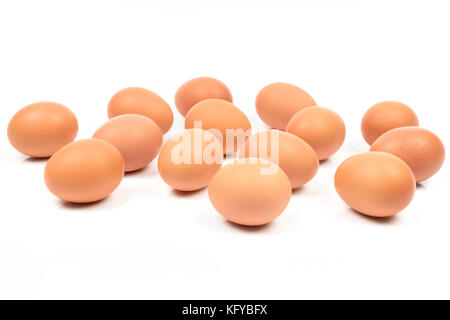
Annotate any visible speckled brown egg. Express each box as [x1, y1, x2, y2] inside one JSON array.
[[93, 114, 163, 172], [286, 106, 345, 160], [108, 87, 173, 133], [370, 127, 445, 182], [208, 158, 291, 226], [255, 82, 316, 130], [7, 102, 78, 158], [185, 99, 251, 154], [239, 130, 318, 189], [158, 129, 223, 191], [175, 77, 233, 117], [44, 139, 125, 203], [334, 152, 416, 217], [361, 101, 419, 145]]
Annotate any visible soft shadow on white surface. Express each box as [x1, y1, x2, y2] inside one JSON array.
[[343, 207, 401, 225], [58, 184, 146, 211], [224, 220, 274, 232], [416, 182, 427, 190], [22, 157, 49, 163], [171, 187, 207, 198]]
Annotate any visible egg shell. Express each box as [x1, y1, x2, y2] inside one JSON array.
[[44, 139, 125, 203], [334, 152, 416, 217], [7, 102, 78, 158], [370, 127, 445, 182], [185, 99, 251, 154], [255, 82, 316, 130], [158, 129, 223, 191], [93, 114, 163, 172], [175, 77, 233, 117], [286, 106, 345, 160], [108, 87, 173, 134], [208, 158, 291, 226], [361, 101, 419, 145], [239, 130, 319, 189]]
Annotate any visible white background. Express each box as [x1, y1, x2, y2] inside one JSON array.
[[0, 0, 449, 299]]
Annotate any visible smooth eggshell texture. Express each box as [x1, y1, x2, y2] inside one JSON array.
[[7, 102, 78, 158], [44, 139, 125, 203], [185, 99, 251, 154], [361, 101, 419, 145], [108, 87, 173, 133], [175, 77, 233, 117], [208, 158, 292, 226], [334, 152, 416, 217], [158, 129, 223, 191], [93, 114, 163, 172], [370, 127, 445, 182], [286, 106, 345, 160], [239, 130, 319, 189], [255, 82, 316, 130]]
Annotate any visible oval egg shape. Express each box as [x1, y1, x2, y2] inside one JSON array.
[[239, 130, 319, 189], [255, 82, 316, 130], [208, 158, 291, 226], [7, 102, 78, 158], [370, 127, 445, 182], [286, 106, 345, 160], [175, 77, 233, 117], [44, 139, 125, 203], [361, 101, 419, 145], [108, 87, 173, 133], [158, 129, 223, 191], [334, 152, 416, 217], [93, 114, 163, 172], [185, 99, 251, 154]]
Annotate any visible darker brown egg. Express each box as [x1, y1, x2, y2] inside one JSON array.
[[370, 127, 445, 182], [44, 139, 125, 203], [335, 152, 416, 217], [175, 77, 233, 117], [7, 102, 78, 158]]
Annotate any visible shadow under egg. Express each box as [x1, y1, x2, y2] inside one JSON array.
[[348, 207, 398, 224], [225, 220, 274, 232]]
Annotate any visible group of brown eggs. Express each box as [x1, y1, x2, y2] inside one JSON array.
[[7, 77, 445, 226]]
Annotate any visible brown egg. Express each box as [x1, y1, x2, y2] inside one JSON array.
[[334, 152, 415, 217], [370, 127, 445, 182], [208, 158, 291, 226], [44, 139, 125, 203], [175, 77, 233, 117], [185, 99, 251, 154], [108, 87, 173, 134], [7, 102, 78, 158], [93, 114, 163, 172], [239, 130, 318, 189], [286, 107, 345, 160], [158, 129, 223, 191], [255, 82, 316, 130], [361, 101, 419, 145]]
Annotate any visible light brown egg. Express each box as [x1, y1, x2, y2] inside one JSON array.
[[286, 106, 345, 160], [208, 158, 291, 226], [7, 102, 78, 158], [334, 152, 416, 218], [108, 87, 173, 134], [255, 82, 316, 130], [361, 101, 419, 145], [175, 77, 233, 117], [158, 129, 223, 191], [239, 130, 318, 189], [370, 127, 445, 182], [185, 99, 251, 154], [93, 114, 163, 172], [44, 139, 125, 203]]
